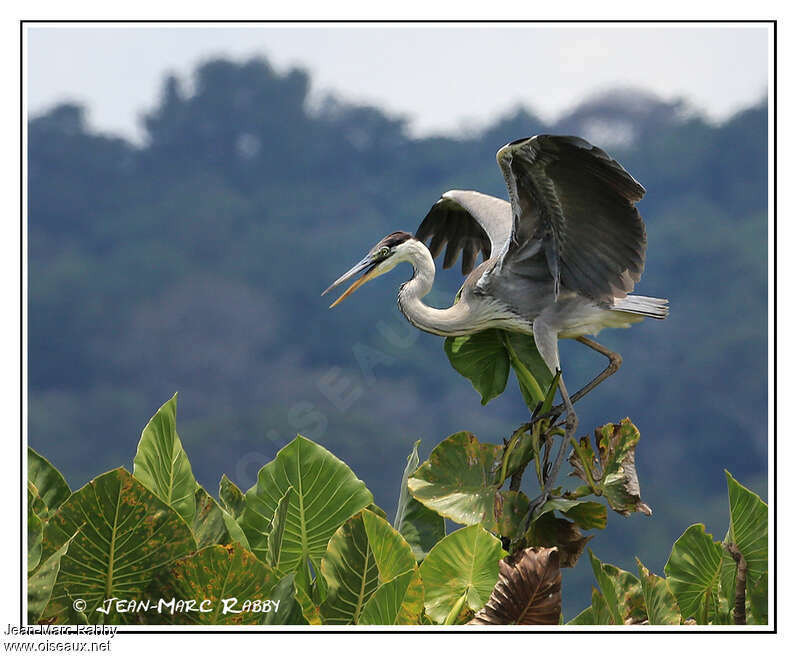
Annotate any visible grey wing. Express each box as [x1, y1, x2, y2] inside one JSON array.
[[415, 190, 512, 275], [496, 135, 647, 303]]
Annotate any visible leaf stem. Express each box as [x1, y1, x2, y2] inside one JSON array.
[[443, 591, 468, 625], [499, 429, 522, 484], [503, 334, 545, 404]]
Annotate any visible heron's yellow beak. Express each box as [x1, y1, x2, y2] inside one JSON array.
[[322, 256, 382, 308], [328, 267, 383, 308]]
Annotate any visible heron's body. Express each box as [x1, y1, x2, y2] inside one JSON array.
[[393, 238, 661, 340], [323, 134, 668, 516]]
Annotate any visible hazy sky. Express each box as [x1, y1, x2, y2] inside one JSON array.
[[25, 23, 771, 142]]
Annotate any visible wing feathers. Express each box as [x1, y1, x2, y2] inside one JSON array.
[[415, 190, 513, 276], [497, 135, 648, 303]]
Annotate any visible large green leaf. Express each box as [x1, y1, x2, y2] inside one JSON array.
[[28, 447, 71, 519], [568, 418, 652, 517], [191, 485, 249, 549], [240, 435, 373, 570], [393, 441, 446, 560], [132, 393, 197, 524], [264, 573, 308, 625], [747, 573, 768, 625], [146, 543, 278, 624], [359, 568, 424, 625], [505, 332, 552, 409], [396, 499, 446, 561], [408, 431, 503, 526], [588, 549, 623, 624], [40, 467, 196, 624], [418, 524, 505, 624], [443, 329, 552, 409], [219, 474, 246, 518], [363, 509, 417, 580], [319, 513, 376, 624], [28, 535, 75, 623], [664, 523, 723, 624], [320, 509, 416, 624], [266, 487, 292, 568], [636, 558, 681, 625], [588, 550, 646, 624], [28, 486, 43, 572], [492, 491, 531, 537], [294, 577, 322, 624], [723, 471, 768, 595], [567, 604, 595, 625], [717, 474, 768, 625], [536, 498, 608, 530], [444, 330, 510, 404]]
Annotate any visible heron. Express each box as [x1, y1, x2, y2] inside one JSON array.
[[322, 134, 668, 520]]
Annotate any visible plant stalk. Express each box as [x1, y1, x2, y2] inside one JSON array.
[[724, 542, 748, 625]]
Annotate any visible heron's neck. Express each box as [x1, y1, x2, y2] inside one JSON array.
[[397, 241, 473, 337]]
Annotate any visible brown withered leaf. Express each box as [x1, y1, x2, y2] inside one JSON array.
[[468, 547, 561, 625], [569, 418, 652, 517], [527, 511, 591, 567]]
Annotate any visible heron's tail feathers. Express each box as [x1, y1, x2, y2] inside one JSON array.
[[612, 295, 669, 319]]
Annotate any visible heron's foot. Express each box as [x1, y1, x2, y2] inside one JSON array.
[[528, 404, 565, 429]]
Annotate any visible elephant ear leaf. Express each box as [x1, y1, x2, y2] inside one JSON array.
[[133, 393, 197, 524], [28, 447, 71, 520], [469, 547, 561, 625], [393, 441, 445, 560]]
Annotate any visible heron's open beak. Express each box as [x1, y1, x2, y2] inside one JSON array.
[[322, 257, 381, 308]]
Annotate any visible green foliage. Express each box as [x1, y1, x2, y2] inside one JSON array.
[[568, 418, 652, 517], [146, 544, 278, 624], [392, 441, 446, 560], [665, 524, 724, 624], [28, 65, 768, 614], [418, 524, 505, 624], [567, 472, 768, 626], [587, 550, 646, 624], [27, 487, 43, 572], [239, 435, 373, 571], [637, 558, 681, 625], [192, 485, 249, 549], [443, 329, 552, 410], [27, 448, 71, 521], [219, 474, 246, 518], [25, 394, 768, 626], [132, 393, 197, 525], [39, 468, 197, 624], [407, 431, 504, 526], [28, 539, 74, 624], [444, 331, 509, 404], [319, 509, 419, 624], [720, 469, 768, 611]]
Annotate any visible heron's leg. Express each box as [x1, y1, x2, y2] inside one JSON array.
[[517, 376, 578, 541], [517, 321, 580, 539], [532, 336, 622, 422]]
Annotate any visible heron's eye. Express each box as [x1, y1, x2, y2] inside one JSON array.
[[376, 247, 391, 259]]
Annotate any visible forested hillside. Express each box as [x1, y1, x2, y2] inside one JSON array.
[[27, 57, 768, 616]]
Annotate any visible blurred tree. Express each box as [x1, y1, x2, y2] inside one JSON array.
[[27, 56, 768, 617]]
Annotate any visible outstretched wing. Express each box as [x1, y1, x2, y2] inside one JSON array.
[[496, 135, 647, 303], [415, 190, 512, 275]]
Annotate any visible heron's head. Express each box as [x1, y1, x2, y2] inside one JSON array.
[[322, 231, 416, 308]]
